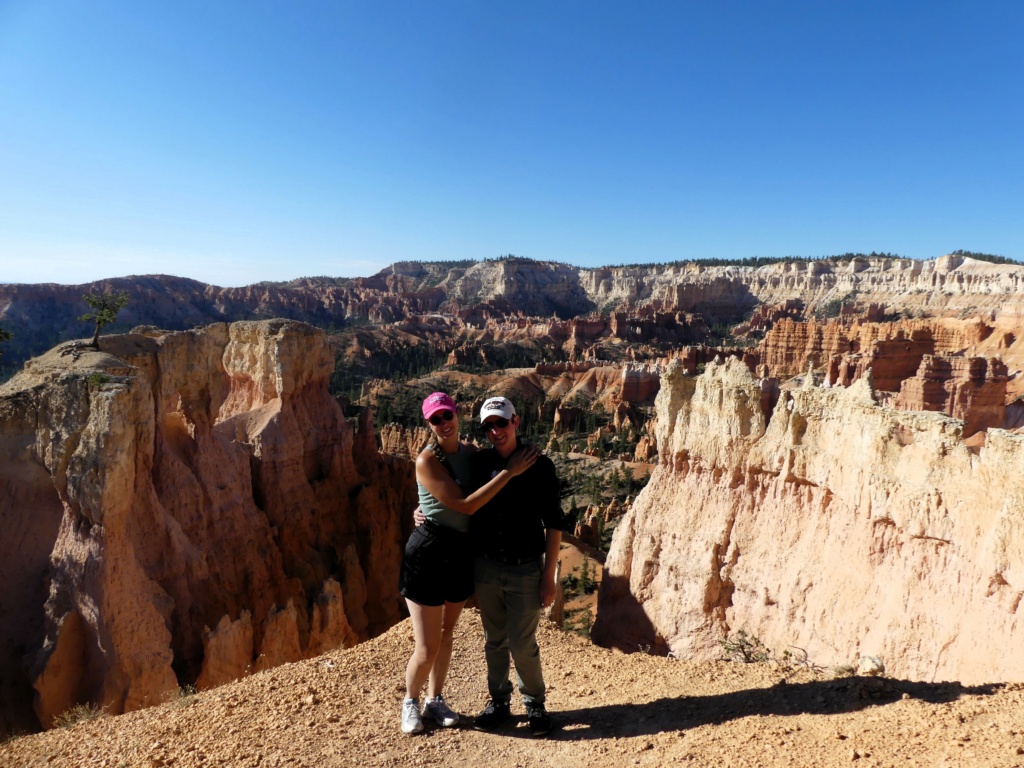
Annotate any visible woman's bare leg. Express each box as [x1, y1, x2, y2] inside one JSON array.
[[405, 599, 443, 700], [427, 600, 465, 698]]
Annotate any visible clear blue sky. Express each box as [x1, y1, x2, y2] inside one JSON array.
[[1, 1, 1022, 287]]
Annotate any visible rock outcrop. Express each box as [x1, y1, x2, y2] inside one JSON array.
[[753, 316, 1022, 435], [4, 253, 1024, 722], [0, 321, 414, 734], [593, 357, 1024, 683], [758, 316, 1001, 382], [891, 355, 1008, 437], [378, 424, 431, 460]]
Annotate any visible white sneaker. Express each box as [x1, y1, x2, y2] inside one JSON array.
[[423, 695, 460, 727], [401, 698, 424, 734]]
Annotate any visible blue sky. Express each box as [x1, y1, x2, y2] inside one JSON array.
[[1, 1, 1022, 287]]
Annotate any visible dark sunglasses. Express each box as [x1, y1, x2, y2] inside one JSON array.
[[428, 411, 456, 426], [479, 417, 511, 433]]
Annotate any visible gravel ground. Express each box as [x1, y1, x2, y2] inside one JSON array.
[[4, 609, 1024, 768]]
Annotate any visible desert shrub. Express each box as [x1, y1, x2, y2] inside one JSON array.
[[720, 629, 772, 663], [52, 702, 106, 729], [579, 555, 597, 594], [164, 684, 198, 709], [720, 630, 824, 673]]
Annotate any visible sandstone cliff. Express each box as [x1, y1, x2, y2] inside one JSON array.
[[378, 424, 431, 460], [435, 254, 1024, 322], [0, 321, 414, 734], [6, 255, 1024, 375], [593, 356, 1024, 684], [753, 316, 1020, 435]]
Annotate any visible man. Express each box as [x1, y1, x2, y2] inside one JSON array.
[[469, 396, 566, 737]]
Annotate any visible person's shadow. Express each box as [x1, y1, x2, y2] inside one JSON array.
[[500, 677, 1003, 740]]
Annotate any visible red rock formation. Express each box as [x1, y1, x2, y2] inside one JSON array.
[[663, 345, 748, 374], [551, 405, 586, 435], [731, 300, 804, 336], [619, 363, 661, 404], [633, 435, 656, 463], [893, 355, 1008, 437], [0, 321, 414, 733], [756, 318, 847, 376], [758, 317, 997, 382], [378, 424, 431, 459], [759, 317, 1016, 434], [825, 335, 934, 392], [574, 505, 604, 549]]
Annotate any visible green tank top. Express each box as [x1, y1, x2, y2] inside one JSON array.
[[416, 443, 475, 532]]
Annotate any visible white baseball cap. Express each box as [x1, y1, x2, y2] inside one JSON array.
[[479, 397, 516, 422]]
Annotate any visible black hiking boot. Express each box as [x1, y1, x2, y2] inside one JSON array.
[[526, 702, 554, 737], [473, 699, 511, 731]]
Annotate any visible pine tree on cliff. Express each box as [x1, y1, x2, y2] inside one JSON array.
[[80, 290, 130, 347]]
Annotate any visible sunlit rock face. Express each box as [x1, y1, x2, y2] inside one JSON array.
[[758, 316, 1001, 381], [447, 254, 1024, 320], [760, 316, 1022, 431], [0, 321, 414, 732], [594, 356, 1024, 684], [890, 355, 1008, 438], [378, 424, 430, 460]]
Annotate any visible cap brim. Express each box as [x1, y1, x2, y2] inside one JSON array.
[[424, 405, 457, 420]]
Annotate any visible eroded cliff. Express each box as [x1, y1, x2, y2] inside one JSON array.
[[593, 356, 1024, 683], [6, 255, 1024, 375], [0, 321, 414, 734]]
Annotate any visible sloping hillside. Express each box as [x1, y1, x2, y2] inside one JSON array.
[[4, 609, 1023, 768]]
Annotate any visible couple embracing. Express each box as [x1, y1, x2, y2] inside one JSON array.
[[398, 392, 566, 737]]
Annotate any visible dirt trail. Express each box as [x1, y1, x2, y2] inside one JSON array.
[[4, 609, 1024, 768]]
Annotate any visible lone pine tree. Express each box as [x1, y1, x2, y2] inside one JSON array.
[[81, 290, 130, 347]]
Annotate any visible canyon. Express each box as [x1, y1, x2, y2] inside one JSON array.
[[1, 253, 1024, 743]]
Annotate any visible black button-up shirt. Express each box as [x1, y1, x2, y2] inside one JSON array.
[[470, 447, 566, 563]]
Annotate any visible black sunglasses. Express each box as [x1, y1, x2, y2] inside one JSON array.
[[428, 411, 455, 426], [479, 417, 511, 433]]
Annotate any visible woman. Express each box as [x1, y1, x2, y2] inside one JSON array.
[[398, 391, 537, 734]]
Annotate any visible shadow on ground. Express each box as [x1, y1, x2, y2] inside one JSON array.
[[506, 678, 1004, 741]]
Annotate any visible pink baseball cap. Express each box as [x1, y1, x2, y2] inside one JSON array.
[[422, 392, 457, 420]]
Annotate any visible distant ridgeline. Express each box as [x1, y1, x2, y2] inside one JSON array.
[[603, 250, 1019, 270], [1, 251, 1022, 379]]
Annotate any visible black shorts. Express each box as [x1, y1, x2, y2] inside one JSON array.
[[399, 520, 475, 607]]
